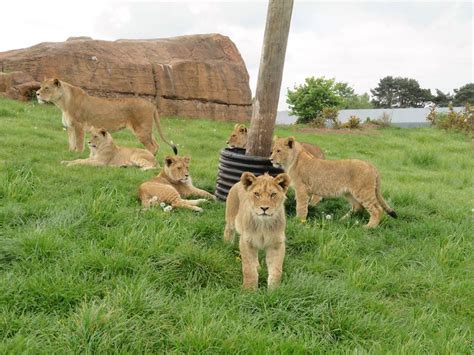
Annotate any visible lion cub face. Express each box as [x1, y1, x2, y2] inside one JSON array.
[[226, 124, 248, 148], [241, 172, 290, 218], [270, 137, 298, 169], [36, 78, 63, 103], [88, 127, 112, 150], [164, 155, 191, 183]]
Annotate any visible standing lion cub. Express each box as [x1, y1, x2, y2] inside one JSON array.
[[270, 137, 397, 228], [224, 172, 291, 290], [139, 155, 216, 212], [36, 78, 177, 155], [61, 127, 157, 170]]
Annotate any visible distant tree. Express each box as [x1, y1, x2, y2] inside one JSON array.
[[286, 77, 343, 123], [371, 76, 433, 108], [342, 93, 374, 109], [453, 83, 474, 106], [432, 89, 453, 107]]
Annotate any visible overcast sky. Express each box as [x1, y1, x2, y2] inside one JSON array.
[[2, 0, 472, 110]]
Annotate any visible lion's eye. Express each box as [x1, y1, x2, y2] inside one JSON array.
[[277, 149, 281, 153], [232, 135, 236, 137], [254, 192, 260, 198], [178, 167, 182, 170], [44, 88, 49, 92], [271, 193, 277, 198]]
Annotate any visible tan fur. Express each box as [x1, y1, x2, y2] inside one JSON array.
[[61, 127, 157, 170], [226, 124, 325, 159], [138, 155, 216, 212], [224, 172, 291, 290], [270, 137, 397, 228], [36, 78, 176, 154]]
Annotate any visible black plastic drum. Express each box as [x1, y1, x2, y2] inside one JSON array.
[[214, 147, 284, 201]]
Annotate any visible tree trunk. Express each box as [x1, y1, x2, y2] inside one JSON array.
[[246, 0, 294, 157]]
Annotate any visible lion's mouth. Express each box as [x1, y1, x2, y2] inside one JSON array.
[[272, 163, 282, 168]]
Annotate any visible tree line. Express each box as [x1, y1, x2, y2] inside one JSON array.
[[287, 76, 473, 124]]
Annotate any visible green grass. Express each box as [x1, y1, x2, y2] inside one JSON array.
[[0, 97, 473, 353]]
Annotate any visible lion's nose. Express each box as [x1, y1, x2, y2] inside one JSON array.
[[36, 92, 40, 96], [261, 207, 269, 212]]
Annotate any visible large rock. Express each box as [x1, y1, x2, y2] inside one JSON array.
[[0, 34, 252, 121]]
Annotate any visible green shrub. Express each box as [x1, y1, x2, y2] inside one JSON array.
[[428, 104, 474, 135], [342, 115, 361, 129]]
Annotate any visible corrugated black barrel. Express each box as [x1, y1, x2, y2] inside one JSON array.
[[214, 147, 284, 201]]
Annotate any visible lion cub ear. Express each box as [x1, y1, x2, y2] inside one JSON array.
[[165, 156, 174, 166], [241, 172, 257, 190], [183, 156, 191, 164], [286, 136, 295, 149], [53, 78, 61, 87], [99, 129, 107, 137], [274, 173, 291, 192]]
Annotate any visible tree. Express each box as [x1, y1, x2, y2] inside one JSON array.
[[432, 89, 453, 107], [453, 83, 474, 106], [286, 77, 345, 124], [342, 93, 374, 109], [371, 76, 433, 108]]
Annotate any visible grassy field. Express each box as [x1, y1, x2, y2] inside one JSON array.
[[0, 97, 473, 353]]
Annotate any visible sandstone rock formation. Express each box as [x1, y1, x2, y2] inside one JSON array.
[[0, 34, 252, 121]]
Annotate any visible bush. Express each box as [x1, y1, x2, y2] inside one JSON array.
[[287, 77, 344, 124], [368, 112, 392, 128], [427, 104, 473, 135], [309, 107, 340, 128], [341, 115, 361, 129]]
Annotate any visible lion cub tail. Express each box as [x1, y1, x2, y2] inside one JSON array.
[[153, 109, 178, 155], [375, 174, 397, 218]]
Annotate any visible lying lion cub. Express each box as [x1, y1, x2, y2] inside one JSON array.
[[224, 172, 291, 290], [61, 127, 157, 170], [227, 124, 325, 159], [271, 137, 397, 228], [139, 155, 216, 212], [36, 78, 177, 155]]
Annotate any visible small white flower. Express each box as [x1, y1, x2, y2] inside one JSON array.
[[325, 214, 332, 220], [159, 202, 166, 208], [471, 208, 474, 213], [355, 220, 360, 225], [164, 205, 173, 212]]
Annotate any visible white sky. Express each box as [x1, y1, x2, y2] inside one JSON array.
[[1, 0, 472, 110]]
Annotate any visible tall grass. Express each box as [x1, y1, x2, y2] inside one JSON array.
[[0, 97, 473, 352]]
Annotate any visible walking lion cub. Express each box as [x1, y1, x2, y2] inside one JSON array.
[[139, 155, 216, 212], [36, 78, 177, 155], [61, 127, 157, 170], [270, 137, 397, 228], [224, 172, 291, 290]]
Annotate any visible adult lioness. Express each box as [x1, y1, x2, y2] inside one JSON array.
[[139, 155, 216, 212], [224, 172, 291, 290], [270, 137, 397, 228], [36, 78, 177, 155], [226, 124, 325, 159], [61, 127, 157, 170]]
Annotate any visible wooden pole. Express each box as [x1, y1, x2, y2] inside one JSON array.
[[246, 0, 294, 157]]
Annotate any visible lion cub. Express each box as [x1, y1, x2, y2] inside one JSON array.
[[227, 124, 325, 159], [270, 137, 397, 228], [61, 127, 157, 170], [224, 172, 291, 290], [139, 155, 216, 212]]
